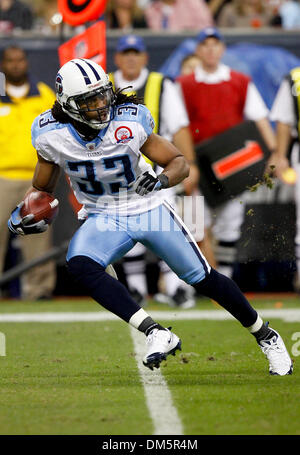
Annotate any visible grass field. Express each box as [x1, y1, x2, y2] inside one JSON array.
[[0, 295, 299, 435]]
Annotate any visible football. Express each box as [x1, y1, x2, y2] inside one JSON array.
[[20, 191, 59, 224]]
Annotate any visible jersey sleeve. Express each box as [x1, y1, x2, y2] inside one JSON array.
[[136, 104, 155, 145], [270, 78, 296, 126], [31, 111, 59, 163], [243, 82, 269, 121]]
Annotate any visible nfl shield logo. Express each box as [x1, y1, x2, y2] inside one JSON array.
[[86, 143, 96, 151]]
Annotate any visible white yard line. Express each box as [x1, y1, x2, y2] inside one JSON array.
[[0, 308, 300, 322], [129, 327, 183, 436]]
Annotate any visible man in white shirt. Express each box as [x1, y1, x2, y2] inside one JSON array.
[[270, 69, 300, 291], [177, 27, 276, 279]]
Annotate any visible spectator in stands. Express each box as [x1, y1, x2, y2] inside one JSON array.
[[106, 0, 147, 29], [109, 34, 199, 308], [0, 46, 56, 300], [145, 0, 214, 30], [217, 0, 273, 27], [0, 0, 33, 31], [177, 27, 276, 279], [206, 0, 232, 22], [33, 0, 62, 34], [279, 0, 300, 28]]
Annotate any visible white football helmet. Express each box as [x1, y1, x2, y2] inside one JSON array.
[[55, 58, 115, 130]]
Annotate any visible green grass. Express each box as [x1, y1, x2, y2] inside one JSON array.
[[0, 293, 299, 313], [0, 297, 299, 435], [0, 321, 152, 435], [164, 320, 299, 435]]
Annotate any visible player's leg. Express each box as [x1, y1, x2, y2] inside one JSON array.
[[156, 260, 196, 309], [66, 214, 181, 369], [122, 242, 148, 306], [142, 202, 292, 375], [159, 190, 197, 308]]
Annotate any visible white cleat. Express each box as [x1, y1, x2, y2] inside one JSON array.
[[258, 327, 293, 376], [143, 327, 181, 370]]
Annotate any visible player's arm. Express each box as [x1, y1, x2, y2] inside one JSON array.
[[244, 81, 288, 178], [254, 116, 291, 178], [133, 133, 189, 196], [244, 81, 276, 152], [255, 117, 276, 154], [8, 154, 60, 235], [142, 132, 189, 184], [32, 154, 61, 194], [267, 121, 291, 179], [267, 77, 295, 180]]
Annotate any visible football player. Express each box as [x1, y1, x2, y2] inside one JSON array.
[[8, 59, 292, 374]]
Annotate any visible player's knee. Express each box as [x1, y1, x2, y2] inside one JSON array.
[[193, 268, 236, 297], [192, 268, 220, 295], [180, 268, 208, 286], [67, 255, 105, 280]]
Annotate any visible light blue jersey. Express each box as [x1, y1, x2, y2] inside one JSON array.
[[31, 103, 210, 283], [31, 103, 161, 215]]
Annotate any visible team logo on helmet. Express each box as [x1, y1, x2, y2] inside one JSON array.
[[55, 74, 63, 95], [114, 126, 133, 144]]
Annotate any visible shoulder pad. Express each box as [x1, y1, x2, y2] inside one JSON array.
[[31, 109, 66, 148], [114, 103, 154, 136]]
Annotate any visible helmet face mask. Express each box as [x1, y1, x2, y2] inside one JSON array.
[[66, 84, 115, 129], [56, 59, 115, 130]]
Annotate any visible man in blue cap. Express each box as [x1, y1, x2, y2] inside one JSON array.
[[109, 34, 200, 309], [177, 27, 276, 280], [112, 35, 148, 83]]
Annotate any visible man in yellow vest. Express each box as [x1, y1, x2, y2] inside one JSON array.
[[0, 45, 56, 300], [110, 34, 199, 308], [270, 68, 300, 293]]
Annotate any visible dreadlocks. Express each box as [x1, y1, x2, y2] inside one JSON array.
[[114, 87, 144, 106], [51, 100, 69, 124], [51, 100, 100, 141]]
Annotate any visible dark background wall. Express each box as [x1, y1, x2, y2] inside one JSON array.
[[1, 30, 300, 90]]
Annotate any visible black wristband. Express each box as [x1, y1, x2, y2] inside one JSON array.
[[157, 173, 169, 189]]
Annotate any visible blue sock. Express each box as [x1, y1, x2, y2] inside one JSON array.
[[67, 256, 165, 334], [67, 255, 142, 322], [193, 268, 258, 327]]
